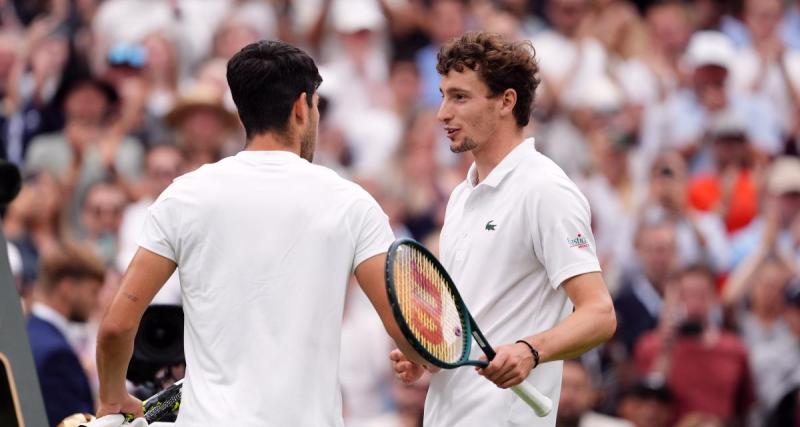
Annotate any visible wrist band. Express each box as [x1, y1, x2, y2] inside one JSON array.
[[515, 340, 540, 368]]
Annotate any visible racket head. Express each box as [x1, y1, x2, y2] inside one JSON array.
[[385, 238, 480, 369], [143, 379, 182, 422], [124, 379, 183, 423]]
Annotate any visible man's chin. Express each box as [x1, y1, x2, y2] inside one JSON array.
[[450, 140, 476, 154]]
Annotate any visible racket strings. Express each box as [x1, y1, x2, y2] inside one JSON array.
[[394, 247, 465, 364]]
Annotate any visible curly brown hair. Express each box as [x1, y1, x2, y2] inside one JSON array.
[[436, 32, 540, 127]]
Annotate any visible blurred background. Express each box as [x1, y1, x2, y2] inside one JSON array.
[[1, 0, 799, 426]]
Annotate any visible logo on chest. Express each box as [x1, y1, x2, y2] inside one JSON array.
[[485, 220, 497, 231]]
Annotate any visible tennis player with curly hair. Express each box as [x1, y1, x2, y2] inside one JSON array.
[[390, 31, 617, 426]]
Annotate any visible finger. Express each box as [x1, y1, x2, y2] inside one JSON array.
[[399, 369, 419, 384], [490, 356, 521, 384], [495, 368, 522, 387], [482, 353, 508, 377], [393, 361, 412, 373], [476, 355, 488, 372], [389, 349, 404, 362], [499, 376, 525, 389]]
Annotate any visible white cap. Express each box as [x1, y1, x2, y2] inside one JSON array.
[[332, 0, 385, 33], [707, 108, 747, 139], [577, 78, 624, 112], [683, 31, 736, 70], [767, 156, 800, 195]]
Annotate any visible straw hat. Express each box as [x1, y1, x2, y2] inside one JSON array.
[[165, 83, 239, 130]]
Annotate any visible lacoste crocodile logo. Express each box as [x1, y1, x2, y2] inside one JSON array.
[[485, 220, 497, 231]]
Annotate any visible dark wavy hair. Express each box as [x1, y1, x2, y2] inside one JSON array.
[[436, 32, 540, 127]]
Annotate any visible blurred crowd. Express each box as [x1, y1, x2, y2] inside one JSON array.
[[1, 0, 800, 426]]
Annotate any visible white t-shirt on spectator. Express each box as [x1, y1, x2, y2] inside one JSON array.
[[730, 49, 800, 136], [533, 32, 615, 176], [93, 0, 231, 70], [137, 150, 395, 426], [425, 139, 601, 427]]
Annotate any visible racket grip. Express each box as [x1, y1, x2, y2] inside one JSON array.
[[510, 382, 553, 417]]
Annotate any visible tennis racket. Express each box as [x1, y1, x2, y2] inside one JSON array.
[[385, 238, 553, 417], [125, 379, 184, 423]]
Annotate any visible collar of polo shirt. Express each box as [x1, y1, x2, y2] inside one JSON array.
[[467, 138, 536, 188]]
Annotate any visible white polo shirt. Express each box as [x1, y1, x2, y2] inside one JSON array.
[[137, 150, 395, 426], [425, 138, 601, 427]]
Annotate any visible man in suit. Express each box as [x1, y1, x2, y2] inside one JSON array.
[[614, 219, 680, 355], [27, 242, 105, 426]]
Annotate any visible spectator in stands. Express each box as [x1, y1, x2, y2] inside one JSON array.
[[687, 109, 761, 235], [24, 77, 142, 229], [387, 109, 449, 240], [387, 57, 422, 123], [3, 17, 72, 164], [674, 412, 724, 427], [27, 242, 105, 426], [78, 180, 127, 266], [164, 82, 240, 172], [116, 144, 184, 305], [731, 156, 800, 267], [784, 0, 800, 49], [643, 1, 693, 101], [3, 170, 65, 308], [642, 151, 731, 271], [558, 359, 633, 427], [415, 0, 467, 108], [723, 193, 800, 422], [765, 283, 800, 426], [579, 112, 643, 289], [642, 31, 782, 174], [730, 0, 800, 145], [614, 218, 679, 355], [535, 0, 610, 176], [635, 264, 754, 424], [318, 0, 402, 177], [617, 380, 674, 427]]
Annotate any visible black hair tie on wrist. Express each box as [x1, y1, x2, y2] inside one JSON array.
[[516, 340, 540, 369]]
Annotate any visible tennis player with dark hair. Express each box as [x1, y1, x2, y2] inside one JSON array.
[[95, 40, 422, 426], [390, 32, 617, 426]]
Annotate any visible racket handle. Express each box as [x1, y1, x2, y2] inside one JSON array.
[[510, 381, 553, 417]]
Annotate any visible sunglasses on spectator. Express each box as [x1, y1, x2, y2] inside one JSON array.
[[108, 43, 148, 69], [88, 205, 124, 217]]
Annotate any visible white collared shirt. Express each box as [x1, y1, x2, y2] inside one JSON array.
[[138, 150, 394, 427], [425, 138, 601, 427], [31, 303, 84, 351]]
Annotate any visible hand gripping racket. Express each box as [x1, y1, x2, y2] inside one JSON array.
[[385, 238, 553, 417]]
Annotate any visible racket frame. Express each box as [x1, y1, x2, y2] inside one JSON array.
[[385, 238, 554, 417], [386, 238, 491, 369]]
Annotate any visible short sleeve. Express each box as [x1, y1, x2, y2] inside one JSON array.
[[136, 190, 180, 263], [348, 196, 395, 270], [528, 178, 601, 289]]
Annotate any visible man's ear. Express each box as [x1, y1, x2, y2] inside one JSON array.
[[292, 92, 309, 127], [500, 88, 517, 118]]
